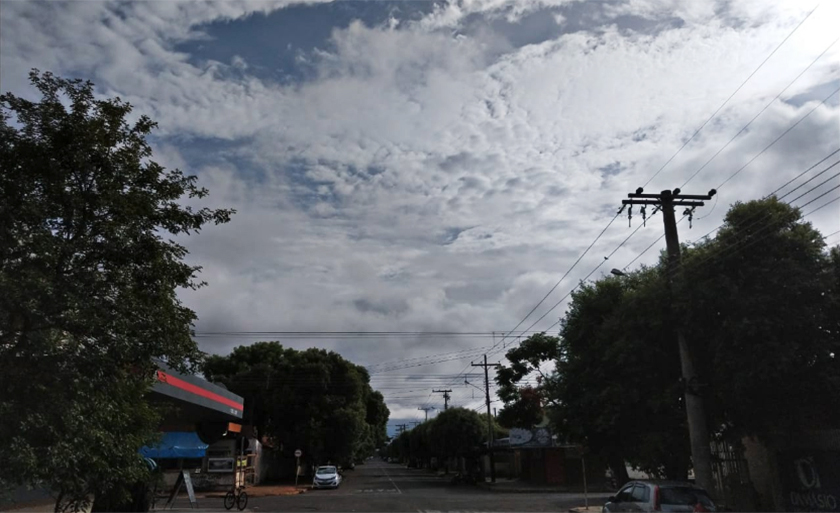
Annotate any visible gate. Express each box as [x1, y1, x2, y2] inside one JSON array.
[[710, 439, 755, 510]]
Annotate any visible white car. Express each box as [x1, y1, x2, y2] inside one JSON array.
[[312, 465, 342, 489]]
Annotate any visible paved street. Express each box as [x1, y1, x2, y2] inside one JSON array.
[[250, 460, 609, 512]]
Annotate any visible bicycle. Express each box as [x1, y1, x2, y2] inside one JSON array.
[[223, 485, 248, 511]]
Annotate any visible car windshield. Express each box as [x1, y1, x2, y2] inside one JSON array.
[[661, 487, 714, 507], [316, 467, 336, 475]]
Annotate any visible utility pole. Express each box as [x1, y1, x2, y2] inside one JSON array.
[[472, 354, 501, 483], [432, 389, 452, 410], [622, 187, 715, 495], [417, 406, 435, 421], [396, 423, 408, 434]]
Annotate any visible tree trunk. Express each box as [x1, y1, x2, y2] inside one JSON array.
[[54, 491, 65, 513], [608, 455, 629, 488]]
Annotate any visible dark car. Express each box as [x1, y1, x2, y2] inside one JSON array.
[[602, 481, 716, 512]]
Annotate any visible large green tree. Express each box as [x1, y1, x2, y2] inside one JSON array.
[[496, 276, 689, 483], [428, 407, 487, 460], [0, 71, 233, 511], [678, 198, 840, 442], [497, 198, 840, 486], [202, 342, 389, 467]]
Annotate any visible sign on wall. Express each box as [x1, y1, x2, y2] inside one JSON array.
[[208, 458, 235, 473], [780, 450, 840, 511], [509, 428, 552, 447]]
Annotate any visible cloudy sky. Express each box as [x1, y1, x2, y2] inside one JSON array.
[[2, 0, 839, 430]]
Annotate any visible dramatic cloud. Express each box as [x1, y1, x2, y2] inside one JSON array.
[[3, 0, 838, 424]]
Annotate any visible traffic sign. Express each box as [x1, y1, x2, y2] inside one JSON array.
[[295, 449, 302, 458]]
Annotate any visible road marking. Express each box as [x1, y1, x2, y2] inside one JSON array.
[[381, 463, 402, 494]]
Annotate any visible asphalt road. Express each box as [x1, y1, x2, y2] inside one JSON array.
[[250, 460, 608, 512]]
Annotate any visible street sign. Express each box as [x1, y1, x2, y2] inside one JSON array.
[[295, 449, 302, 458]]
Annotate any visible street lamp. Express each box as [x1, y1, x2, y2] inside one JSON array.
[[610, 268, 627, 277]]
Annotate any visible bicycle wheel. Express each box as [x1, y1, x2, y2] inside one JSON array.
[[223, 491, 236, 510], [236, 491, 248, 511]]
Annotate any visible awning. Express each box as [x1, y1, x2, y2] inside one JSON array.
[[139, 431, 209, 459]]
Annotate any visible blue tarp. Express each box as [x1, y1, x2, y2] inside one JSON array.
[[139, 431, 208, 459]]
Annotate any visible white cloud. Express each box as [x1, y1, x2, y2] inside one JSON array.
[[2, 0, 838, 416]]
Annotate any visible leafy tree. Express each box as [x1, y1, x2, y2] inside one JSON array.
[[679, 198, 840, 442], [0, 71, 233, 511], [203, 342, 389, 467], [497, 272, 690, 482], [498, 198, 840, 486], [428, 407, 487, 460], [495, 333, 561, 429], [555, 267, 693, 481], [409, 421, 433, 467]]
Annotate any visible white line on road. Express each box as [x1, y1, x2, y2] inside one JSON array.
[[381, 463, 402, 494]]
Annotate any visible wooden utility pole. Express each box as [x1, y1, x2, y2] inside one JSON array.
[[472, 354, 501, 483], [417, 406, 435, 420], [432, 389, 452, 410], [622, 187, 715, 495]]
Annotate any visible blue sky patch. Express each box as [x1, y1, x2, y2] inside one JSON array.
[[177, 1, 434, 85]]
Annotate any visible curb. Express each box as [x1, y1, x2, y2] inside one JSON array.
[[476, 483, 606, 494], [476, 483, 570, 494]]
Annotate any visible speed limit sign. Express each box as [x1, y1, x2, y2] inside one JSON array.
[[295, 449, 302, 458]]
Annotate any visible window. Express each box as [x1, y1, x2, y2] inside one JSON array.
[[208, 449, 232, 459], [631, 484, 649, 502], [660, 487, 714, 508], [616, 485, 634, 502]]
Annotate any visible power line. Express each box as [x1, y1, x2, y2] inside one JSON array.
[[695, 156, 840, 242], [642, 3, 821, 188], [717, 84, 840, 189], [534, 152, 839, 339], [680, 36, 839, 188], [367, 75, 837, 380], [806, 196, 840, 217], [491, 211, 622, 350], [495, 212, 660, 345], [769, 148, 840, 199], [664, 177, 840, 278], [502, 82, 838, 345], [779, 162, 840, 202], [622, 145, 840, 271]]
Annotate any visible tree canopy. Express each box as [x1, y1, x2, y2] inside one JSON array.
[[495, 198, 840, 484], [203, 342, 389, 466], [387, 407, 489, 469], [678, 197, 840, 440], [0, 71, 233, 511]]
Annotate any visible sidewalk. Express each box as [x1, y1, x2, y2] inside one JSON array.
[[201, 484, 308, 498]]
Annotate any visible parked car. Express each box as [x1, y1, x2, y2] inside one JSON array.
[[602, 481, 716, 512], [312, 465, 342, 489]]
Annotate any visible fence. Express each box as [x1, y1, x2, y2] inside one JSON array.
[[710, 439, 756, 510]]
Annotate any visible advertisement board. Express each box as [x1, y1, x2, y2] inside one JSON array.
[[208, 458, 235, 473]]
